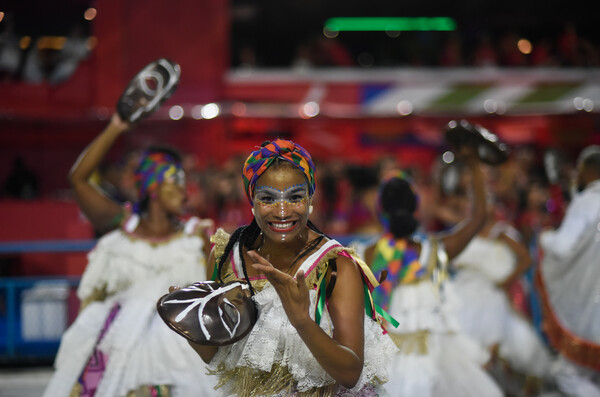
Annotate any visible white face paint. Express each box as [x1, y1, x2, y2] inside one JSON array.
[[252, 166, 311, 244]]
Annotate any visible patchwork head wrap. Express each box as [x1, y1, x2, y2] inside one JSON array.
[[242, 139, 316, 204], [133, 150, 183, 213]]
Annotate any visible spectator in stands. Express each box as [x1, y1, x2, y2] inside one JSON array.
[[0, 13, 22, 81], [472, 34, 499, 67], [2, 156, 39, 199]]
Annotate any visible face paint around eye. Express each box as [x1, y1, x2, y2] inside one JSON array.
[[253, 183, 309, 207], [164, 168, 185, 187]]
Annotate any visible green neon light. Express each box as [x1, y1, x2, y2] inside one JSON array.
[[324, 17, 456, 32]]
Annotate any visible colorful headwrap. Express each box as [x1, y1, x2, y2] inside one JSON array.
[[242, 139, 316, 204], [133, 150, 183, 213]]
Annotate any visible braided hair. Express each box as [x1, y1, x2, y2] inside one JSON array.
[[215, 219, 327, 296]]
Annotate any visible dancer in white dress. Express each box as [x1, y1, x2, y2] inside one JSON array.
[[353, 148, 503, 397], [43, 113, 217, 397], [179, 139, 398, 396], [451, 203, 553, 382]]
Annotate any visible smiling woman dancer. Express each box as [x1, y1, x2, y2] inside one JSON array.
[[177, 139, 398, 397]]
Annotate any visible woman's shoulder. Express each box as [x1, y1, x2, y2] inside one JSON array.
[[210, 227, 232, 258]]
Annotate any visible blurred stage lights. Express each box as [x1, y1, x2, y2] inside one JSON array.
[[84, 8, 97, 21], [19, 36, 31, 49], [201, 103, 220, 119], [169, 105, 184, 120], [190, 103, 220, 119], [323, 28, 338, 38], [483, 99, 506, 114], [299, 101, 320, 118], [396, 100, 413, 116], [442, 151, 455, 164], [324, 17, 456, 32], [517, 39, 532, 55], [231, 102, 247, 117], [573, 97, 594, 112]]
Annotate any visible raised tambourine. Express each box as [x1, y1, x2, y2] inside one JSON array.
[[157, 280, 258, 346], [445, 119, 509, 165], [116, 58, 181, 123]]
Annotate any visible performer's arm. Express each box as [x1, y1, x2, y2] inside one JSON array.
[[497, 229, 531, 290], [438, 148, 487, 261], [69, 113, 132, 232], [540, 195, 595, 260]]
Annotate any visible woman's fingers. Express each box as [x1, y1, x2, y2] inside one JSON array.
[[247, 250, 273, 268], [248, 250, 306, 293], [248, 250, 288, 285], [295, 270, 308, 295]]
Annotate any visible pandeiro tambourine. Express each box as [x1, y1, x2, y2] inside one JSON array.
[[445, 119, 509, 165], [157, 280, 258, 346], [116, 58, 181, 123]]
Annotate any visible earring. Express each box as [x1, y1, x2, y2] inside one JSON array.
[[309, 205, 313, 214], [251, 208, 255, 216]]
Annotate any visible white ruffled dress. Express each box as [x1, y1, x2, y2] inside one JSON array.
[[353, 237, 503, 397], [43, 215, 218, 397], [451, 224, 552, 378], [209, 238, 398, 397]]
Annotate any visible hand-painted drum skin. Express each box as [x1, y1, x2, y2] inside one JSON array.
[[157, 281, 258, 346]]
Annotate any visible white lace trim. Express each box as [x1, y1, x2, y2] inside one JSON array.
[[210, 286, 397, 393], [211, 240, 398, 393], [77, 218, 206, 301]]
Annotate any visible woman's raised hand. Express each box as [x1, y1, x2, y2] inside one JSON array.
[[247, 250, 312, 329]]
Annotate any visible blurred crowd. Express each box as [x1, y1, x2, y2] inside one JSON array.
[[0, 14, 91, 84], [2, 18, 600, 86], [234, 23, 600, 69], [82, 143, 569, 245]]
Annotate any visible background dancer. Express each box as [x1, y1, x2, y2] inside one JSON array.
[[538, 145, 600, 397], [43, 111, 217, 397], [352, 146, 503, 397], [451, 194, 553, 395]]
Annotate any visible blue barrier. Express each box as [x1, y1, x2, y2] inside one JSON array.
[[0, 239, 96, 254], [0, 276, 81, 362], [0, 234, 374, 363]]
